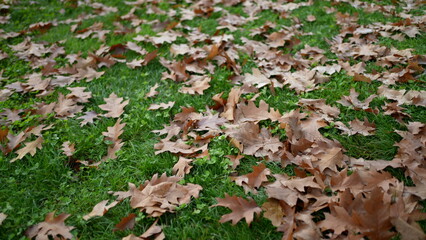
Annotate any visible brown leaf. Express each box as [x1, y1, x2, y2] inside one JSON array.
[[83, 200, 119, 220], [145, 83, 159, 98], [54, 93, 83, 118], [99, 93, 129, 118], [179, 75, 211, 95], [392, 217, 426, 240], [123, 220, 164, 240], [337, 88, 377, 112], [262, 199, 284, 227], [61, 141, 75, 157], [25, 212, 75, 240], [4, 131, 26, 154], [221, 87, 242, 121], [148, 101, 175, 110], [66, 87, 92, 103], [232, 163, 271, 192], [235, 100, 281, 123], [243, 68, 271, 88], [225, 154, 244, 169], [0, 213, 7, 225], [102, 118, 126, 160], [213, 194, 262, 225], [77, 111, 98, 126], [11, 136, 43, 162], [226, 122, 284, 161], [117, 173, 202, 217], [114, 213, 136, 232], [172, 157, 193, 177], [353, 73, 371, 83]]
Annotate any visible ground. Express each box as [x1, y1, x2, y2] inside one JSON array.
[[0, 0, 425, 239]]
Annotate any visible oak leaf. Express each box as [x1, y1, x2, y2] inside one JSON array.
[[212, 194, 262, 225], [99, 93, 129, 118], [114, 213, 136, 232], [61, 141, 75, 157], [172, 157, 193, 177], [25, 212, 75, 240], [0, 213, 6, 225], [77, 111, 98, 126], [83, 200, 119, 220], [148, 101, 175, 110], [232, 163, 271, 192], [11, 136, 43, 162]]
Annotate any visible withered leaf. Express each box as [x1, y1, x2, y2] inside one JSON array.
[[122, 220, 164, 240], [77, 111, 98, 126], [179, 76, 211, 95], [11, 136, 43, 162], [148, 101, 175, 110], [25, 212, 75, 240], [213, 194, 262, 225], [83, 200, 119, 220], [114, 213, 136, 232], [225, 154, 244, 169], [262, 199, 284, 227], [61, 141, 75, 157], [172, 157, 193, 177], [99, 93, 129, 118], [0, 213, 7, 225], [145, 83, 159, 98], [232, 163, 271, 192]]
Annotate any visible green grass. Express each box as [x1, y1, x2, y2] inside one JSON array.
[[0, 0, 425, 239]]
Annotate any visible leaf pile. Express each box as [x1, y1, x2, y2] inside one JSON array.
[[0, 0, 425, 239]]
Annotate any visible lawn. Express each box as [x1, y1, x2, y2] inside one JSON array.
[[0, 0, 425, 239]]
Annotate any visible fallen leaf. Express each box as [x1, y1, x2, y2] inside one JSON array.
[[11, 136, 43, 162], [148, 101, 175, 110], [172, 157, 193, 177], [25, 212, 75, 240], [213, 194, 262, 225], [83, 200, 119, 220], [145, 83, 159, 98], [114, 213, 136, 232], [99, 93, 129, 118]]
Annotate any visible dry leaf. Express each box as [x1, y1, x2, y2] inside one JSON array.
[[83, 200, 119, 220], [114, 213, 136, 232], [25, 212, 75, 240], [11, 136, 43, 162], [213, 194, 262, 225], [99, 93, 129, 118]]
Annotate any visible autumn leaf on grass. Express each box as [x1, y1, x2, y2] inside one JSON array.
[[172, 157, 193, 177], [112, 173, 202, 217], [145, 83, 159, 98], [243, 68, 271, 88], [77, 111, 98, 126], [2, 131, 26, 154], [11, 136, 43, 162], [113, 213, 136, 232], [102, 118, 126, 160], [225, 154, 244, 169], [335, 117, 376, 136], [123, 220, 164, 240], [61, 141, 75, 157], [212, 194, 262, 225], [0, 213, 7, 225], [25, 212, 75, 240], [83, 200, 119, 220], [235, 100, 281, 123], [232, 163, 271, 193], [337, 88, 377, 112], [99, 93, 129, 118], [148, 101, 175, 110], [179, 75, 211, 95]]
